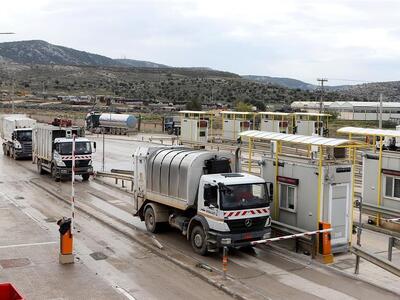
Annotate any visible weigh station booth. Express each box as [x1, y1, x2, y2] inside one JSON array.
[[337, 127, 400, 226], [259, 112, 291, 134], [221, 111, 255, 141], [293, 112, 330, 136], [179, 111, 213, 144], [240, 130, 367, 253]]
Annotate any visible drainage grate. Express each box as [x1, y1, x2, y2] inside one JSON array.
[[332, 259, 356, 270], [0, 258, 31, 269], [90, 252, 108, 261]]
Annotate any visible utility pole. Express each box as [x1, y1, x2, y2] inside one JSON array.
[[317, 78, 328, 113]]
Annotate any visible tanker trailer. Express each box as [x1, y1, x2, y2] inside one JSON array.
[[85, 111, 137, 135]]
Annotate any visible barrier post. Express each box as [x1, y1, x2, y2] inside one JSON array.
[[222, 246, 228, 280], [319, 222, 333, 264]]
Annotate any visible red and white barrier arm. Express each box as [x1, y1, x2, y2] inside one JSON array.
[[250, 228, 332, 245], [385, 217, 400, 223]]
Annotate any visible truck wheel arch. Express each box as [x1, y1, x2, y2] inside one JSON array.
[[143, 202, 169, 223], [187, 215, 209, 241]]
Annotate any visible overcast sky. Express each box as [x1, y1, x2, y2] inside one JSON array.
[[1, 0, 400, 85]]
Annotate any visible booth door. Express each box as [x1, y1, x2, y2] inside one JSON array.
[[329, 183, 350, 246]]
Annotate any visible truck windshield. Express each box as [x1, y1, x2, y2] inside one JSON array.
[[59, 142, 92, 155], [16, 130, 32, 141], [220, 183, 268, 210]]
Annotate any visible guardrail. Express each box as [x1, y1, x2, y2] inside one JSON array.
[[110, 169, 134, 176], [94, 171, 134, 191], [361, 203, 400, 218], [351, 245, 400, 277]]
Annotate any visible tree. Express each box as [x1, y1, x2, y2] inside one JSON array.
[[186, 98, 202, 111], [234, 101, 253, 112]]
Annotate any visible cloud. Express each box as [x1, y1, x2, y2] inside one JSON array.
[[1, 0, 400, 84]]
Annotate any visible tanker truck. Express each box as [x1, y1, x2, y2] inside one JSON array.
[[85, 111, 137, 135], [1, 114, 36, 159], [133, 146, 272, 255], [33, 120, 96, 182]]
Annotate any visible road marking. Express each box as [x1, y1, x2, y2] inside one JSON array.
[[115, 286, 137, 300], [230, 254, 357, 300], [0, 241, 57, 249]]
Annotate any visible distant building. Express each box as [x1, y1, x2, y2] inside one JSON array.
[[291, 101, 400, 122]]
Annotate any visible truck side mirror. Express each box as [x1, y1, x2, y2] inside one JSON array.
[[204, 184, 218, 208], [11, 133, 15, 140], [267, 182, 273, 202], [93, 142, 97, 149]]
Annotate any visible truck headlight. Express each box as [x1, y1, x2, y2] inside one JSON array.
[[221, 238, 232, 245], [14, 141, 22, 149], [56, 159, 66, 167]]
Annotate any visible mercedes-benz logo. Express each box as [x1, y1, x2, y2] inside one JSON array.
[[244, 218, 252, 227]]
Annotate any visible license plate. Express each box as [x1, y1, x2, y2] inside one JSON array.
[[243, 232, 253, 240]]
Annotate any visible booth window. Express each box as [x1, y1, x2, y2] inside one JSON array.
[[384, 175, 400, 199], [279, 183, 297, 212]]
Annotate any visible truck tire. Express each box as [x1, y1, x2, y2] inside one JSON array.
[[190, 225, 208, 256], [144, 206, 161, 233], [82, 174, 90, 181], [51, 165, 60, 182], [37, 160, 46, 175]]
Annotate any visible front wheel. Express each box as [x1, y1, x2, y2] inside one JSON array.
[[51, 165, 60, 182], [190, 225, 208, 256], [82, 173, 90, 181]]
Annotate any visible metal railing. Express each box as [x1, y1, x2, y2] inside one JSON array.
[[352, 245, 400, 277], [271, 220, 318, 259], [94, 171, 134, 191]]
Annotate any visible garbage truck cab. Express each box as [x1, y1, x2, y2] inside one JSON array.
[[133, 146, 272, 255]]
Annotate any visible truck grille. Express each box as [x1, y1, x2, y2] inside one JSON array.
[[226, 216, 267, 234], [21, 142, 32, 154], [64, 160, 90, 168]]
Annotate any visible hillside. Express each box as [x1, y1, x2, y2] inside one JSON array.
[[114, 58, 169, 68], [336, 81, 400, 101], [242, 75, 316, 90], [0, 40, 364, 107]]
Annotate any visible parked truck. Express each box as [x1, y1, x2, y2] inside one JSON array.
[[33, 120, 95, 181], [85, 111, 137, 135], [0, 114, 36, 159], [133, 146, 272, 255], [163, 115, 181, 135]]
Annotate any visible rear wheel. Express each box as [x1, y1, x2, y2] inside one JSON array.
[[190, 225, 208, 256], [82, 173, 90, 181], [144, 206, 161, 233]]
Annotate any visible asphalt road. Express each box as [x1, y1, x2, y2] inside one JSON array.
[[0, 134, 398, 300]]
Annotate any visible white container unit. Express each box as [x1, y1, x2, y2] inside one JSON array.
[[259, 112, 290, 134]]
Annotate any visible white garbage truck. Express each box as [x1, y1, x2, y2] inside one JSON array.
[[133, 146, 272, 255], [1, 114, 36, 159], [33, 120, 96, 181]]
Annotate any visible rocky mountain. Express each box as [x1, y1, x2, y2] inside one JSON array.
[[242, 75, 316, 90], [0, 40, 166, 68]]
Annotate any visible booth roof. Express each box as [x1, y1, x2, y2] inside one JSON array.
[[258, 112, 291, 116], [337, 127, 400, 137], [240, 130, 366, 147]]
